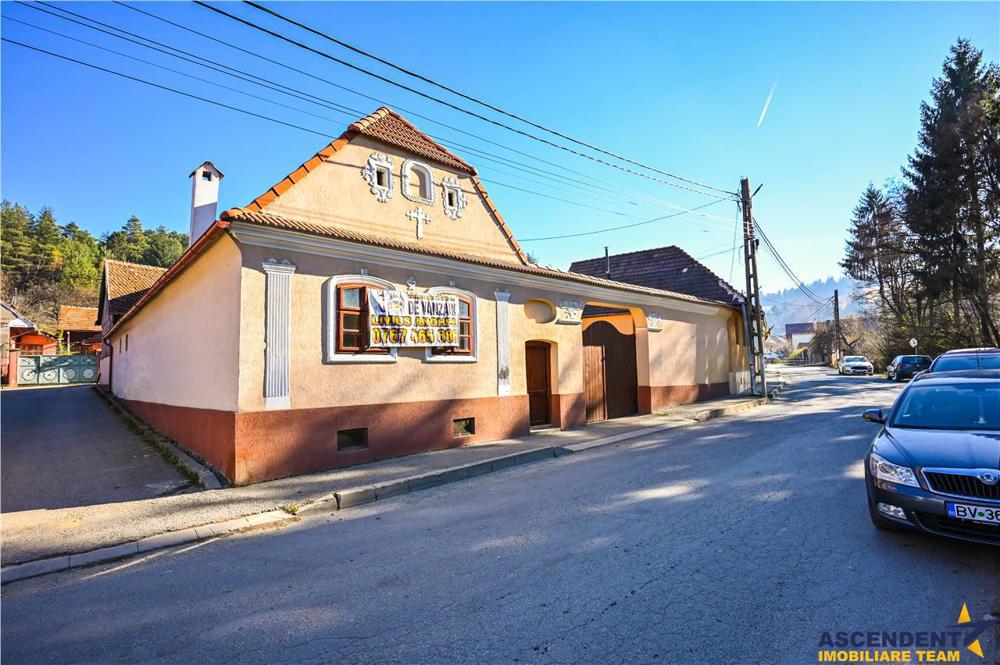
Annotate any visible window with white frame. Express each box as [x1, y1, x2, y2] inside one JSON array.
[[401, 159, 435, 205], [441, 176, 467, 219], [426, 286, 478, 362], [325, 275, 398, 363], [361, 153, 394, 203]]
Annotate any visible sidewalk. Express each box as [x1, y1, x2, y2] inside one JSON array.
[[1, 383, 783, 582]]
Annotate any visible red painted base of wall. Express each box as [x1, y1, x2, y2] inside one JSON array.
[[123, 399, 237, 480], [638, 382, 730, 413], [234, 395, 530, 484], [124, 394, 531, 485], [551, 392, 586, 429]]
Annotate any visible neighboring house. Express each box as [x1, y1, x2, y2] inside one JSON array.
[[57, 305, 102, 354], [95, 259, 167, 386], [103, 106, 751, 484], [2, 301, 42, 383], [570, 246, 749, 405], [1, 301, 56, 356]]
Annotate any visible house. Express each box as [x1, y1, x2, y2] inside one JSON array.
[[1, 302, 56, 357], [57, 305, 102, 354], [102, 107, 750, 484], [95, 258, 167, 386], [785, 322, 816, 361], [570, 246, 748, 406]]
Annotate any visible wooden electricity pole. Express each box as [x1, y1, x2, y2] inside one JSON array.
[[741, 177, 767, 397], [833, 289, 843, 363]]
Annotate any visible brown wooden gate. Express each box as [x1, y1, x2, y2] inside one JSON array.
[[525, 342, 551, 426], [583, 321, 637, 422]]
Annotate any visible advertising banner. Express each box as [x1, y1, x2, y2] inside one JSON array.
[[367, 289, 460, 348]]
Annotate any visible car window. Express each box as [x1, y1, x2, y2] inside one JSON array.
[[891, 383, 1000, 431], [932, 355, 1000, 371], [845, 356, 864, 362]]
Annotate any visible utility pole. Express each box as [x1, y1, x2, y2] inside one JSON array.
[[741, 177, 767, 397], [833, 289, 843, 364]]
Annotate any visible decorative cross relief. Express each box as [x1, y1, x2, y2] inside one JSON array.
[[406, 208, 432, 240], [556, 300, 583, 325]]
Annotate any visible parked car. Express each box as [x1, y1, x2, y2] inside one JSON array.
[[862, 369, 1000, 545], [886, 355, 932, 381], [925, 348, 1000, 373], [838, 355, 874, 375]]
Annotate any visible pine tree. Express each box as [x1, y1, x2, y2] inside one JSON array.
[[142, 226, 185, 267], [904, 39, 1000, 345]]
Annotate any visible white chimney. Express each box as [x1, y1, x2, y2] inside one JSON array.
[[189, 161, 224, 247]]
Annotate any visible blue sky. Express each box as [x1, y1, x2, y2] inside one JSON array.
[[2, 2, 998, 292]]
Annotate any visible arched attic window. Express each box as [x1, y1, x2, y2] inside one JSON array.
[[401, 160, 435, 205]]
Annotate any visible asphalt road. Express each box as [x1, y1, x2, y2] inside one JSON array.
[[3, 368, 998, 664], [1, 386, 190, 512]]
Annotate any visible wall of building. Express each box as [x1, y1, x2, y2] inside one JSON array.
[[264, 136, 522, 265], [231, 243, 588, 483], [108, 235, 243, 477]]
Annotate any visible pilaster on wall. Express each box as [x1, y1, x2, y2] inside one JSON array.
[[495, 289, 511, 396], [263, 258, 296, 410]]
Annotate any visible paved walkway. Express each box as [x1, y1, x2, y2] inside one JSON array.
[[1, 385, 191, 513], [1, 385, 782, 567]]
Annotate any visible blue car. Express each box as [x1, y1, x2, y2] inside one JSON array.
[[863, 369, 1000, 545]]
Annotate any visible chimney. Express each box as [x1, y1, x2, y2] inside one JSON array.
[[189, 161, 224, 247]]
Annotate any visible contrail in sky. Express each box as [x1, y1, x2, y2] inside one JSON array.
[[756, 78, 779, 128]]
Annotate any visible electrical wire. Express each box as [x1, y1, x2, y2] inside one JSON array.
[[32, 1, 736, 224], [242, 0, 738, 198], [193, 0, 737, 201], [1, 37, 332, 138], [518, 200, 726, 241]]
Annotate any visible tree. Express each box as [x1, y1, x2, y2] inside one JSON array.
[[103, 215, 150, 263], [903, 39, 1000, 346], [0, 200, 34, 279], [142, 226, 185, 267]]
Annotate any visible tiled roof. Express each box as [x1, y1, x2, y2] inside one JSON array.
[[569, 246, 745, 306], [57, 305, 100, 332], [221, 208, 736, 307], [785, 322, 816, 336], [349, 108, 476, 174], [103, 259, 167, 316], [248, 107, 475, 213]]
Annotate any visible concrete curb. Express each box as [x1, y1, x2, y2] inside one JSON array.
[[92, 386, 225, 490], [2, 388, 786, 585]]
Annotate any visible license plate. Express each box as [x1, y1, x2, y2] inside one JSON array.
[[946, 502, 1000, 525]]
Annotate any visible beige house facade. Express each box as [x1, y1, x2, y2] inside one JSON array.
[[104, 108, 750, 484]]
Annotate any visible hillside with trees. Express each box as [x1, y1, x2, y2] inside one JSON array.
[[841, 39, 999, 361], [0, 201, 187, 332]]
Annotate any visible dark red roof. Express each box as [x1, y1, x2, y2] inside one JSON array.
[[570, 246, 744, 306]]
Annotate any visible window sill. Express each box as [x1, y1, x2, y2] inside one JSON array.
[[326, 353, 397, 364], [424, 354, 477, 364]]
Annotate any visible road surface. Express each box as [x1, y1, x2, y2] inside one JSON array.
[[2, 368, 998, 664]]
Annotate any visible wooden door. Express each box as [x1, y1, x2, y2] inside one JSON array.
[[525, 343, 551, 426], [583, 321, 638, 422]]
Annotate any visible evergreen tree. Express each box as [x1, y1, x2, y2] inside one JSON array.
[[102, 215, 150, 263], [0, 200, 34, 279], [142, 226, 185, 267], [903, 39, 1000, 345]]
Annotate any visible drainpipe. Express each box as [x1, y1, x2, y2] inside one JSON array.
[[740, 299, 755, 395]]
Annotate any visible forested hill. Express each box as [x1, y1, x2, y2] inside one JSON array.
[[0, 200, 188, 332], [761, 275, 863, 335]]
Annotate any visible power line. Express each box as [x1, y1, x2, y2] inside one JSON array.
[[753, 217, 826, 304], [518, 200, 726, 241], [242, 0, 738, 198], [2, 15, 352, 126], [2, 31, 731, 244], [1, 37, 332, 138], [56, 1, 733, 223], [193, 0, 737, 201]]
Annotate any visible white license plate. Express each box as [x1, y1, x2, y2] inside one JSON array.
[[946, 502, 1000, 525]]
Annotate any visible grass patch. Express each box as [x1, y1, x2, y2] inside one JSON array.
[[281, 503, 300, 515]]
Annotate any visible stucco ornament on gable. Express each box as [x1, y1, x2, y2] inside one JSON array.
[[646, 312, 663, 332], [401, 159, 436, 205], [440, 177, 468, 220], [555, 300, 583, 325], [361, 152, 394, 203]]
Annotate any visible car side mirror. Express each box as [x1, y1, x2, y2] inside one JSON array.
[[862, 408, 885, 424]]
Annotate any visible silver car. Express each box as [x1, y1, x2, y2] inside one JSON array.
[[839, 355, 874, 375]]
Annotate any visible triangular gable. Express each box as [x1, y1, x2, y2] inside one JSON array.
[[242, 107, 529, 265]]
